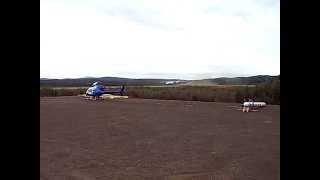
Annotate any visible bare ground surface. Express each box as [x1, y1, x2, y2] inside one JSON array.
[[40, 96, 279, 180]]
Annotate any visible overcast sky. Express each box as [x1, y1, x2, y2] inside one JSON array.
[[40, 0, 279, 80]]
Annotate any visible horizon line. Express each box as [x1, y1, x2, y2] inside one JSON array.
[[40, 74, 280, 81]]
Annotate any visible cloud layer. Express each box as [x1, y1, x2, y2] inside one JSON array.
[[40, 0, 280, 79]]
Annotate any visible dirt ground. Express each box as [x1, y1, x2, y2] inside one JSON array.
[[40, 96, 279, 180]]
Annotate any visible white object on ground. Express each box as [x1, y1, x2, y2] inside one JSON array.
[[79, 94, 128, 100], [101, 94, 129, 99], [243, 102, 266, 107]]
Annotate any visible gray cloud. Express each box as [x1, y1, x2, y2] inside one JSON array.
[[97, 7, 181, 31], [257, 0, 279, 6]]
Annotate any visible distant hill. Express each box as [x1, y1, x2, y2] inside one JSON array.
[[40, 75, 279, 87], [179, 75, 278, 86], [181, 79, 218, 86], [40, 77, 182, 87], [209, 75, 277, 85]]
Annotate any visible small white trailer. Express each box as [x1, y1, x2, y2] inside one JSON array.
[[242, 102, 266, 112]]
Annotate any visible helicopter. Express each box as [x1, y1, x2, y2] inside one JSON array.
[[85, 82, 126, 100]]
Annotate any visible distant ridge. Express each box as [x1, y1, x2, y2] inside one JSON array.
[[40, 76, 181, 87], [40, 75, 279, 87]]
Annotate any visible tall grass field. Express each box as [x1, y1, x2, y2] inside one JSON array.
[[40, 83, 279, 105]]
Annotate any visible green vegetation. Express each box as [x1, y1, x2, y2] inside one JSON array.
[[127, 81, 279, 104], [40, 76, 280, 104], [40, 87, 87, 97]]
